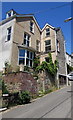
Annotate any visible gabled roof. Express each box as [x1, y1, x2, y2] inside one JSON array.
[[41, 23, 55, 32], [0, 14, 41, 32]]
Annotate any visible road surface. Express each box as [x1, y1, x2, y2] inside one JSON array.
[[1, 86, 73, 119]]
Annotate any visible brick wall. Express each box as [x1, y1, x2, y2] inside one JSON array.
[[3, 72, 37, 95]]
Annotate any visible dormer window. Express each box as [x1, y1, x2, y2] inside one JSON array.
[[46, 28, 50, 37], [6, 9, 16, 18], [30, 21, 34, 33]]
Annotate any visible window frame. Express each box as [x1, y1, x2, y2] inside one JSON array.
[[30, 21, 34, 33], [18, 49, 34, 67], [46, 28, 50, 37], [6, 26, 12, 42], [45, 40, 51, 52], [24, 33, 30, 47], [36, 40, 40, 52]]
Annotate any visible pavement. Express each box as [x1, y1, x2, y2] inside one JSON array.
[[1, 86, 73, 119]]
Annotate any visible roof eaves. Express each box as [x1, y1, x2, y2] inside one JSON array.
[[41, 23, 55, 32]]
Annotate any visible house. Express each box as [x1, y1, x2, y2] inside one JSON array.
[[66, 52, 72, 67], [0, 9, 67, 86]]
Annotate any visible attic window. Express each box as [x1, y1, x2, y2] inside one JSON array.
[[30, 21, 34, 33], [6, 26, 12, 42], [46, 28, 50, 37]]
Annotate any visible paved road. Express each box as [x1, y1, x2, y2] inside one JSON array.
[[1, 86, 72, 119]]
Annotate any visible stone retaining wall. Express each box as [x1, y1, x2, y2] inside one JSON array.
[[3, 72, 37, 95]]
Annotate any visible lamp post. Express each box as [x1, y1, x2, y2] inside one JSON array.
[[64, 17, 73, 86], [64, 17, 73, 22]]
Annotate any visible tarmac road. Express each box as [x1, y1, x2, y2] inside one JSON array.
[[1, 86, 72, 119]]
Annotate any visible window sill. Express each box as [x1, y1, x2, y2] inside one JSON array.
[[30, 31, 34, 34], [5, 40, 10, 42], [45, 35, 50, 38]]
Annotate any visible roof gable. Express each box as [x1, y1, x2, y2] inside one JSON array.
[[42, 23, 55, 32]]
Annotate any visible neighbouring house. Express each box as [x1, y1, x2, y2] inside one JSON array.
[[0, 9, 67, 89], [66, 52, 72, 67], [66, 52, 73, 74], [71, 53, 73, 67]]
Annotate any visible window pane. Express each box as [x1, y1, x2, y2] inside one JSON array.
[[45, 46, 51, 52], [26, 58, 29, 66], [30, 60, 32, 67], [46, 28, 50, 36], [30, 27, 33, 32], [19, 49, 25, 57], [8, 27, 11, 34], [27, 41, 29, 47], [45, 57, 49, 62], [24, 34, 26, 39], [30, 52, 32, 59], [30, 22, 34, 32], [46, 32, 50, 36], [19, 58, 25, 65], [27, 51, 29, 58], [7, 35, 11, 41], [24, 39, 26, 45], [30, 22, 33, 26], [45, 40, 51, 45]]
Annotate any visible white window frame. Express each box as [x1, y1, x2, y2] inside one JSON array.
[[6, 26, 12, 42], [45, 40, 51, 52], [30, 21, 34, 33], [46, 28, 50, 37], [18, 49, 34, 67], [36, 40, 40, 52], [24, 33, 30, 47]]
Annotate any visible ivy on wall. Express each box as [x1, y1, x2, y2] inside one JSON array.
[[33, 53, 58, 77]]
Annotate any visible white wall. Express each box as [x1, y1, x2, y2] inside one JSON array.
[[66, 53, 71, 66], [0, 18, 15, 71]]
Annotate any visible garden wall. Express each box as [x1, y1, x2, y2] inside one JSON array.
[[3, 71, 37, 95]]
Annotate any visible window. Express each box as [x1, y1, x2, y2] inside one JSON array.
[[26, 51, 33, 67], [30, 21, 34, 33], [24, 33, 30, 47], [46, 28, 50, 37], [19, 49, 34, 67], [56, 40, 60, 52], [45, 40, 51, 52], [19, 49, 25, 65], [6, 27, 12, 41], [36, 40, 40, 52], [45, 57, 49, 63]]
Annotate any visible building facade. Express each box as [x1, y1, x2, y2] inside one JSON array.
[[0, 9, 67, 84]]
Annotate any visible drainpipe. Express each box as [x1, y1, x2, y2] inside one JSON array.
[[64, 41, 68, 86]]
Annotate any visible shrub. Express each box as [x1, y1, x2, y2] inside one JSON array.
[[19, 91, 31, 104], [2, 80, 9, 94]]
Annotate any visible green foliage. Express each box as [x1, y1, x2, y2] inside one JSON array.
[[24, 66, 30, 72], [2, 80, 9, 94], [36, 53, 58, 76], [33, 56, 40, 71], [4, 61, 12, 74], [0, 72, 2, 90], [19, 91, 31, 104]]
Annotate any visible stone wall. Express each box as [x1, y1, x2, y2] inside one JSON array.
[[3, 72, 37, 95], [37, 71, 56, 92], [56, 28, 66, 75]]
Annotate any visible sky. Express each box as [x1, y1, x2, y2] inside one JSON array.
[[2, 2, 72, 54]]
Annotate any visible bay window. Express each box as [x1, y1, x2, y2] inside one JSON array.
[[19, 49, 34, 67]]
